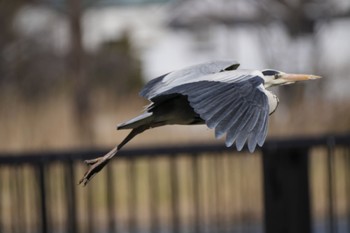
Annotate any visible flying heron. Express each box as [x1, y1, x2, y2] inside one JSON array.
[[79, 60, 321, 185]]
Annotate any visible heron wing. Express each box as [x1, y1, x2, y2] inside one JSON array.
[[154, 75, 269, 152], [140, 60, 240, 99]]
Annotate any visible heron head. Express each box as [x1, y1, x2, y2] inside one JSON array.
[[262, 69, 321, 88]]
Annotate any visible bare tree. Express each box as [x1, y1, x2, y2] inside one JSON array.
[[67, 0, 93, 144]]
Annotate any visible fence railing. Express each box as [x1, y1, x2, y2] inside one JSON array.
[[0, 134, 349, 233]]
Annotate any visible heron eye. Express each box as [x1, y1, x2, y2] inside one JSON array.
[[274, 74, 278, 79]]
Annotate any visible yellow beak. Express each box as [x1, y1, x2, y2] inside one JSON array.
[[280, 73, 322, 81]]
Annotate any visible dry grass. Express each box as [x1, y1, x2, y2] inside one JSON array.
[[0, 90, 218, 152], [0, 88, 349, 153]]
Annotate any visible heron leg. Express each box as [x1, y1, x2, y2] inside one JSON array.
[[78, 125, 149, 186]]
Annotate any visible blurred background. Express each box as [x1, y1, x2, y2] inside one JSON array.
[[1, 0, 350, 152], [0, 0, 350, 233]]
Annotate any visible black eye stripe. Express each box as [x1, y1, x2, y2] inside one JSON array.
[[262, 70, 279, 76]]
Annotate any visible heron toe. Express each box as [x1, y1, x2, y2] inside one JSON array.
[[79, 156, 110, 186]]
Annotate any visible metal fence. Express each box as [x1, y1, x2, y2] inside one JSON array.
[[0, 134, 349, 233]]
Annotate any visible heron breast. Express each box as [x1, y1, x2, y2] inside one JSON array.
[[265, 90, 279, 115]]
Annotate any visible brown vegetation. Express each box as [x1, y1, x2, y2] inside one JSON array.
[[0, 85, 349, 153]]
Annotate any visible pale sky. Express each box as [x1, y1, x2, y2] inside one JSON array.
[[13, 2, 350, 99]]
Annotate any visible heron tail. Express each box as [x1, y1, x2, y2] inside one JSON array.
[[117, 112, 154, 130]]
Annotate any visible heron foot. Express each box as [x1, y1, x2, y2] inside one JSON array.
[[85, 157, 102, 166], [79, 156, 110, 186], [79, 146, 119, 186]]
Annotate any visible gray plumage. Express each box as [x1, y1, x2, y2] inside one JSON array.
[[79, 60, 321, 186], [138, 61, 269, 152], [140, 60, 240, 99]]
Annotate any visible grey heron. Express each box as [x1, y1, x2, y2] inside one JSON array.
[[79, 60, 321, 186]]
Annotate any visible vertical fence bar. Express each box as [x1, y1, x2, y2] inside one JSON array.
[[262, 147, 311, 233], [222, 153, 232, 233], [45, 164, 53, 233], [10, 167, 17, 233], [148, 157, 159, 233], [106, 165, 116, 233], [210, 155, 219, 233], [128, 158, 137, 233], [65, 160, 78, 233], [228, 153, 239, 232], [170, 155, 180, 233], [5, 167, 11, 233], [345, 148, 350, 233], [87, 179, 94, 233], [217, 154, 226, 232], [15, 166, 25, 233], [0, 167, 2, 233], [37, 162, 48, 233], [191, 154, 200, 233], [326, 137, 336, 233]]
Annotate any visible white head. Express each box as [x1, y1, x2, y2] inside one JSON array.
[[262, 69, 321, 88]]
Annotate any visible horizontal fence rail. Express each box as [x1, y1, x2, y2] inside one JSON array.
[[0, 134, 349, 233], [1, 134, 350, 164]]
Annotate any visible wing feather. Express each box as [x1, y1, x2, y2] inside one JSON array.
[[200, 95, 236, 119], [191, 86, 237, 116], [140, 60, 240, 99], [227, 106, 256, 149], [206, 98, 241, 128], [190, 83, 234, 106], [258, 111, 269, 146], [247, 109, 261, 132], [215, 103, 249, 139], [248, 105, 269, 149], [143, 70, 270, 152]]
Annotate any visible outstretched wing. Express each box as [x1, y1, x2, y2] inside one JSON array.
[[150, 71, 269, 152], [140, 60, 240, 100]]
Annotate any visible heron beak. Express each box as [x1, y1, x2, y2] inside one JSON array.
[[280, 73, 322, 82]]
